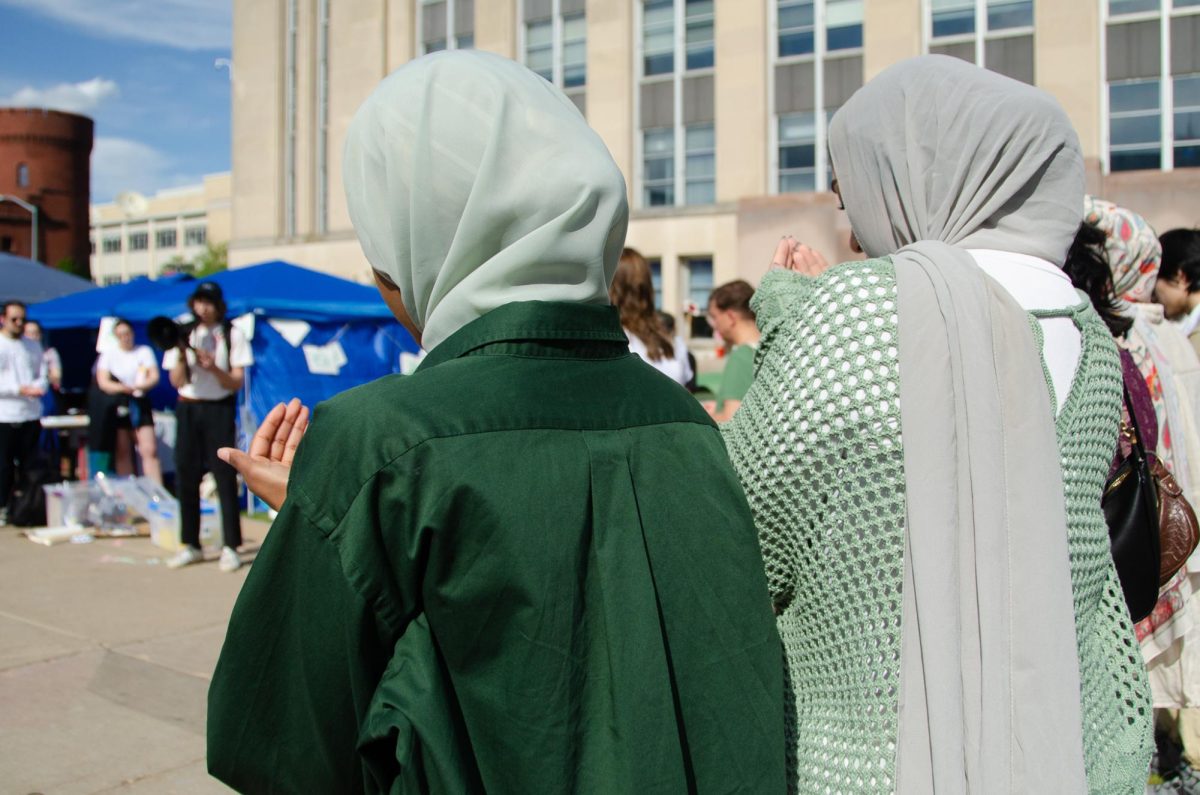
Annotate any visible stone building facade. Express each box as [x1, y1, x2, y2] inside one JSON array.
[[228, 0, 1200, 342]]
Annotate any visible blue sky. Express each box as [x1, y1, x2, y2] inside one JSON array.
[[0, 0, 231, 203]]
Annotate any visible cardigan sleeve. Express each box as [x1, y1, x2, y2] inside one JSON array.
[[723, 257, 900, 611]]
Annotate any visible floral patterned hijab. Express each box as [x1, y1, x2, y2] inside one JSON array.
[[1084, 195, 1162, 306]]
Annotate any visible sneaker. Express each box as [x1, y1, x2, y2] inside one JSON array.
[[218, 546, 241, 573], [166, 546, 203, 569]]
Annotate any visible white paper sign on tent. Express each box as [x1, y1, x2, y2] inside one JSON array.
[[302, 339, 347, 375], [232, 313, 255, 342], [399, 350, 426, 375], [268, 318, 309, 347], [96, 316, 119, 353]]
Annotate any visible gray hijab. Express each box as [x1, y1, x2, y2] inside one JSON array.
[[831, 56, 1089, 792], [829, 54, 1083, 264]]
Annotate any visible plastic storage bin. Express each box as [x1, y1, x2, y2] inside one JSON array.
[[147, 499, 221, 551], [43, 482, 97, 528]]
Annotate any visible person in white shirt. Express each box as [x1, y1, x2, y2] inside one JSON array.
[[162, 283, 254, 572], [23, 320, 61, 392], [96, 318, 162, 484], [0, 301, 47, 524], [610, 248, 694, 388]]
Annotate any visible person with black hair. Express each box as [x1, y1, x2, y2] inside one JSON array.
[[0, 300, 46, 525], [1155, 228, 1200, 356], [163, 282, 253, 572]]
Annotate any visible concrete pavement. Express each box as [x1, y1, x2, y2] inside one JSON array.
[[0, 518, 271, 793]]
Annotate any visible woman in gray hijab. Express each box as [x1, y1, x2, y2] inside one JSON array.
[[723, 55, 1153, 792]]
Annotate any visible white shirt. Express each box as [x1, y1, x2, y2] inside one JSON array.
[[1176, 302, 1200, 339], [97, 345, 159, 389], [0, 334, 48, 423], [162, 323, 254, 401], [626, 331, 694, 387], [969, 249, 1081, 416]]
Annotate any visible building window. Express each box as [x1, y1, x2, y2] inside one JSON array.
[[102, 236, 121, 254], [683, 256, 714, 337], [128, 231, 148, 251], [772, 0, 863, 195], [684, 123, 715, 204], [778, 112, 818, 192], [685, 0, 715, 70], [89, 238, 96, 255], [1109, 79, 1162, 171], [650, 258, 663, 309], [1105, 2, 1200, 172], [420, 0, 475, 55], [643, 0, 675, 76], [184, 226, 207, 246], [926, 0, 1035, 85], [156, 228, 177, 249], [16, 163, 29, 188], [778, 0, 815, 56], [643, 128, 676, 206], [521, 0, 587, 112], [826, 0, 864, 50], [637, 0, 716, 207], [103, 275, 123, 286], [1176, 74, 1200, 167]]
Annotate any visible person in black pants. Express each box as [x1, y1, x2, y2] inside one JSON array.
[[0, 301, 47, 525], [162, 283, 253, 571]]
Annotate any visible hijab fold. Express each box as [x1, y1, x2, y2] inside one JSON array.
[[343, 51, 629, 350], [830, 56, 1089, 791]]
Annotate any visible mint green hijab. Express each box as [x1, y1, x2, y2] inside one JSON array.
[[343, 51, 629, 350]]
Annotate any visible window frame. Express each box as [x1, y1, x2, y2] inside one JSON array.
[[923, 0, 1035, 67], [517, 0, 587, 100], [1101, 0, 1200, 173], [635, 0, 718, 209], [768, 0, 864, 196]]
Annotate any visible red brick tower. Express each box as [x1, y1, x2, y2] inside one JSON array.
[[0, 108, 93, 277]]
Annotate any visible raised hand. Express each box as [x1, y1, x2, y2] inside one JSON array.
[[217, 398, 311, 511]]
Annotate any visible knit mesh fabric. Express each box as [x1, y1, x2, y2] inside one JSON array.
[[723, 258, 1152, 793], [1029, 303, 1153, 793]]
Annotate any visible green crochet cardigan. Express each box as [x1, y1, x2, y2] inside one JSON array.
[[722, 257, 1152, 793]]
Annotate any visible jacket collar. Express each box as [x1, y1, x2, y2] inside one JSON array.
[[416, 301, 627, 373]]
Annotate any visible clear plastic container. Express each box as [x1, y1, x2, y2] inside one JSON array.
[[147, 499, 221, 551], [42, 482, 97, 528]]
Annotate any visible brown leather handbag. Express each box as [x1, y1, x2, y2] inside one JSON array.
[[1149, 457, 1200, 586], [1104, 385, 1200, 621]]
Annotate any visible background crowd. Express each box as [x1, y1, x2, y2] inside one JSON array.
[[7, 48, 1200, 793]]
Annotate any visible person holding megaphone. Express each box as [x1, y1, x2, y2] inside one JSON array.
[[160, 281, 253, 572]]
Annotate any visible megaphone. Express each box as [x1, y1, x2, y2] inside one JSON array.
[[148, 316, 189, 351]]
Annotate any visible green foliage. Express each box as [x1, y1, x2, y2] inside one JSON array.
[[194, 241, 228, 279], [160, 254, 192, 276], [56, 256, 91, 280]]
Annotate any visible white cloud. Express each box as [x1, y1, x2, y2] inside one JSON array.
[[91, 137, 201, 203], [0, 0, 230, 51], [1, 77, 119, 114]]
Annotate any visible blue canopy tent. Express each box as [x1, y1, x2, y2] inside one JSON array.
[[113, 260, 418, 435], [32, 274, 193, 331], [0, 252, 94, 303], [31, 261, 417, 499], [30, 274, 194, 397]]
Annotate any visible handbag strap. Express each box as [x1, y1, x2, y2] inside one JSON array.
[[1121, 383, 1149, 465]]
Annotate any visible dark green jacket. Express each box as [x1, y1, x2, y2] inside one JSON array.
[[207, 301, 785, 794]]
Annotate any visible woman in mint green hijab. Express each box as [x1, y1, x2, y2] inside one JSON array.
[[724, 55, 1152, 792], [207, 50, 786, 793]]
